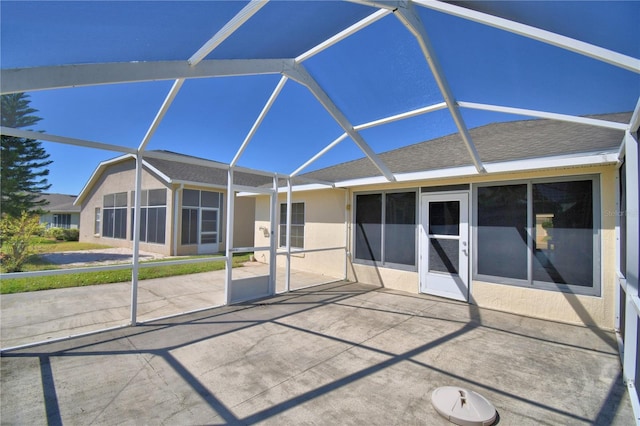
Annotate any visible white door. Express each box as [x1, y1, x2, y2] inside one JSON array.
[[198, 208, 219, 254], [420, 193, 469, 301]]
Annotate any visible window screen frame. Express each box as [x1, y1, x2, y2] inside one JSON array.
[[102, 192, 128, 239], [279, 202, 305, 249], [130, 189, 167, 245], [472, 175, 601, 297], [352, 189, 418, 272]]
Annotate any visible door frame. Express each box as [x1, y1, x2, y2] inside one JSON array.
[[419, 191, 470, 301], [197, 207, 220, 254]]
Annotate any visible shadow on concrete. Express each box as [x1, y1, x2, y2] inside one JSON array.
[[1, 282, 631, 425]]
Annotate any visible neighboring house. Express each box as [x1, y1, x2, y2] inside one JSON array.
[[75, 151, 266, 255], [36, 193, 81, 229], [253, 113, 632, 330]]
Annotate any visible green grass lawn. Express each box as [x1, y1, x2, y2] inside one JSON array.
[[32, 239, 112, 252], [1, 238, 252, 294]]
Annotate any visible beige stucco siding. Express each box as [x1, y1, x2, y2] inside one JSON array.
[[255, 164, 618, 329], [254, 189, 347, 280], [233, 196, 256, 249], [470, 166, 617, 328], [343, 165, 618, 329], [78, 161, 173, 255]]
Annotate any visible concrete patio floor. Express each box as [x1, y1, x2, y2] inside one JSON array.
[[1, 281, 633, 425], [0, 262, 340, 349]]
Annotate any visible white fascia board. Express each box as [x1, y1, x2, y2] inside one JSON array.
[[1, 59, 293, 94], [482, 151, 619, 174], [74, 154, 135, 205], [459, 102, 630, 131], [238, 183, 335, 196], [233, 185, 275, 195], [276, 183, 337, 193], [172, 180, 227, 191], [332, 151, 619, 188], [414, 0, 640, 74]]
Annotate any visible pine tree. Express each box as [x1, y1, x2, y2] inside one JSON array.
[[1, 93, 52, 217]]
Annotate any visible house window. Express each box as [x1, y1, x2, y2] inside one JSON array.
[[53, 214, 71, 229], [102, 192, 127, 239], [354, 190, 417, 269], [279, 202, 305, 249], [130, 189, 167, 244], [474, 176, 600, 295], [94, 208, 101, 235], [181, 189, 222, 245]]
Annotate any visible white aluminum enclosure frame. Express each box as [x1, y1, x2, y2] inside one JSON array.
[[1, 4, 639, 420]]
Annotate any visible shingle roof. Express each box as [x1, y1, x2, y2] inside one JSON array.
[[300, 113, 631, 183], [36, 193, 80, 212], [144, 151, 273, 188]]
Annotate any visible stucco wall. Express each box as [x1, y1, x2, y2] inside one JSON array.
[[254, 189, 347, 280], [341, 164, 618, 329], [233, 196, 256, 249], [78, 161, 174, 255]]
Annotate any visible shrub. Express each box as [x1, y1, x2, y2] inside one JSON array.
[[0, 212, 45, 272], [45, 227, 65, 240], [62, 228, 79, 241]]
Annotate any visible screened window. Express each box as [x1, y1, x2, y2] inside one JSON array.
[[53, 213, 71, 229], [130, 189, 167, 244], [102, 192, 127, 239], [181, 208, 198, 245], [475, 176, 600, 295], [279, 202, 305, 249], [180, 189, 222, 245], [94, 208, 101, 235], [354, 191, 417, 269]]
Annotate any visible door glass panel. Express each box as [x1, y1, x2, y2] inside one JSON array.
[[201, 191, 219, 208], [429, 238, 459, 274], [429, 201, 460, 235], [355, 194, 382, 261], [201, 210, 218, 232], [201, 235, 217, 244]]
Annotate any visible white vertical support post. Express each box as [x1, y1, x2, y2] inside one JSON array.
[[269, 175, 279, 295], [130, 153, 143, 325], [615, 170, 622, 332], [623, 129, 640, 389], [173, 185, 183, 256], [344, 188, 350, 281], [285, 178, 293, 292], [225, 168, 235, 305]]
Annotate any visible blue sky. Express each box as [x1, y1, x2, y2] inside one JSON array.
[[1, 1, 639, 195]]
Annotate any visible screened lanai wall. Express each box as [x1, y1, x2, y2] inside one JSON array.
[[1, 0, 639, 419]]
